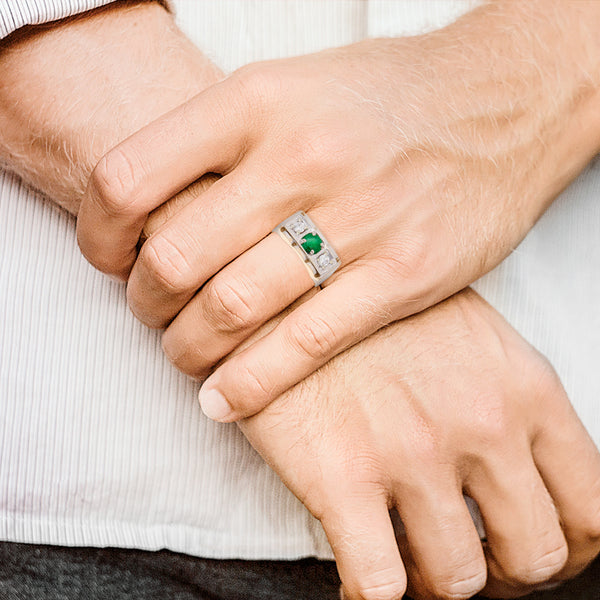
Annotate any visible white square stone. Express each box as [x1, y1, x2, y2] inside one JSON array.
[[317, 251, 334, 269], [289, 216, 308, 235]]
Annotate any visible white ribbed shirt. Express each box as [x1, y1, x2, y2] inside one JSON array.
[[0, 0, 598, 561]]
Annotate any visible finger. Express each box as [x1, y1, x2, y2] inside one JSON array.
[[467, 450, 568, 591], [391, 529, 447, 600], [198, 267, 392, 422], [324, 495, 406, 600], [128, 195, 359, 330], [161, 233, 313, 378], [126, 168, 293, 328], [140, 173, 221, 244], [531, 382, 600, 580], [394, 478, 487, 599], [77, 77, 251, 280]]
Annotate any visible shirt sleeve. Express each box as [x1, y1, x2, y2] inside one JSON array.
[[0, 0, 170, 40]]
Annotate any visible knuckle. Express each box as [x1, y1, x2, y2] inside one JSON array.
[[463, 392, 513, 451], [407, 424, 440, 468], [232, 63, 282, 109], [374, 233, 430, 293], [161, 330, 213, 378], [308, 129, 351, 168], [317, 474, 386, 537], [392, 400, 440, 470], [528, 354, 564, 401], [89, 147, 144, 218], [356, 580, 406, 600], [507, 542, 568, 585], [236, 362, 273, 405], [337, 452, 383, 491], [286, 127, 350, 180], [138, 236, 194, 295], [394, 234, 429, 280], [430, 563, 487, 599], [203, 277, 259, 333], [286, 315, 340, 362]]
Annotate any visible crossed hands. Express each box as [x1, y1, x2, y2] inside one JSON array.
[[3, 0, 600, 598], [77, 1, 600, 428], [239, 289, 600, 599]]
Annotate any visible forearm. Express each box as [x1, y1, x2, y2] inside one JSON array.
[[0, 0, 222, 214], [473, 0, 599, 201], [411, 0, 600, 217]]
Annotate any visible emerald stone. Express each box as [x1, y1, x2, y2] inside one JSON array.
[[301, 232, 323, 255]]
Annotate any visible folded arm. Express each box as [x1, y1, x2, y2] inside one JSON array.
[[0, 0, 221, 214], [3, 4, 600, 599], [73, 0, 600, 421]]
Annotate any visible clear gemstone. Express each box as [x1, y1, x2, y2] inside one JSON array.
[[289, 216, 308, 235], [317, 251, 333, 269]]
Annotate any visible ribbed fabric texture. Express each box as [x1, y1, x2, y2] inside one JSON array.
[[473, 156, 600, 441], [0, 0, 599, 563], [0, 0, 118, 38], [0, 172, 332, 560]]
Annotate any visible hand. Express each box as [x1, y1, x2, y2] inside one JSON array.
[[0, 0, 222, 215], [75, 1, 600, 421], [236, 289, 600, 600]]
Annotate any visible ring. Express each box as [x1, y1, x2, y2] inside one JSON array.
[[273, 211, 341, 286]]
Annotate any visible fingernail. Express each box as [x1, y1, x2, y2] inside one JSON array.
[[199, 386, 233, 421]]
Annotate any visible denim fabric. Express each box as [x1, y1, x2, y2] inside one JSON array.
[[0, 542, 599, 599], [0, 543, 341, 600]]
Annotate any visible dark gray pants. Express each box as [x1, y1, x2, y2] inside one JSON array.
[[0, 544, 340, 600], [0, 543, 599, 599]]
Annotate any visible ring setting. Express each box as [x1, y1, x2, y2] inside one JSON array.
[[273, 211, 341, 286]]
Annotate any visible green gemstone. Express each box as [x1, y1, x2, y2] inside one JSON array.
[[301, 232, 323, 255]]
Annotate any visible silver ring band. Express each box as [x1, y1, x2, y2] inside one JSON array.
[[273, 211, 341, 286]]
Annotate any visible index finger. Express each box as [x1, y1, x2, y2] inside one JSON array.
[[76, 76, 251, 280]]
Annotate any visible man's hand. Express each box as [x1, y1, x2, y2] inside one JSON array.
[[75, 0, 600, 421], [237, 289, 600, 600], [0, 0, 222, 214]]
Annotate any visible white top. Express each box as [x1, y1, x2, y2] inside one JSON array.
[[0, 0, 598, 561]]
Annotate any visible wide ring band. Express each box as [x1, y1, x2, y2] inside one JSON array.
[[273, 211, 341, 286]]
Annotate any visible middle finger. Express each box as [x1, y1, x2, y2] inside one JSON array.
[[127, 166, 300, 328]]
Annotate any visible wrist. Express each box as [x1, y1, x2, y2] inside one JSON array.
[[475, 1, 599, 186], [0, 1, 222, 214], [356, 0, 599, 229], [447, 0, 600, 209]]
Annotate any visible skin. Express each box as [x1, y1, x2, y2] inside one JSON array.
[[72, 0, 600, 423], [237, 290, 600, 600], [2, 2, 600, 598], [0, 0, 222, 213]]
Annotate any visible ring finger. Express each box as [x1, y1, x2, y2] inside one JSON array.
[[161, 231, 318, 378]]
